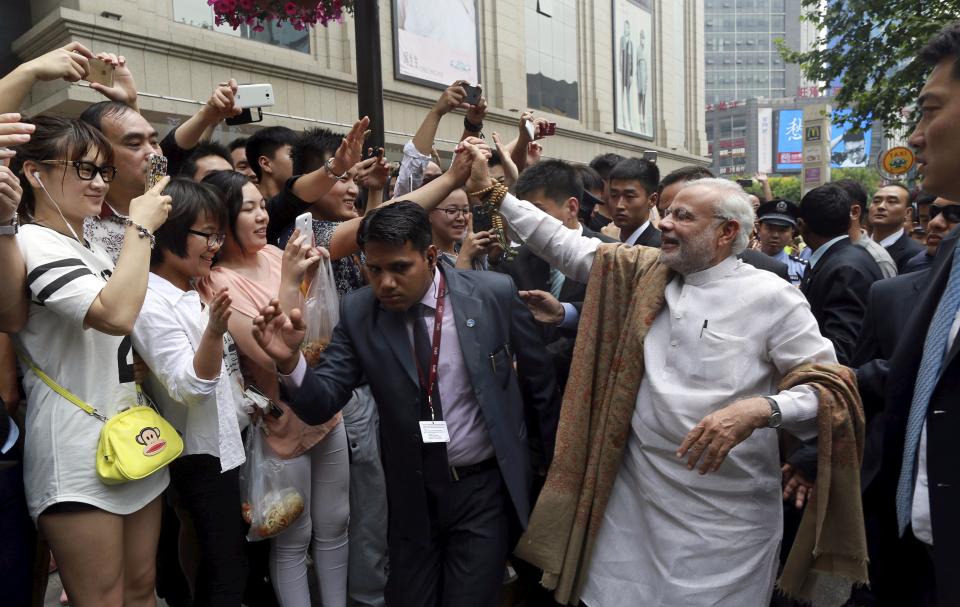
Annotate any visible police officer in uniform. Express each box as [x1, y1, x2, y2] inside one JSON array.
[[756, 198, 808, 286]]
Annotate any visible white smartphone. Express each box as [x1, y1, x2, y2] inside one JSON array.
[[524, 120, 536, 141], [294, 212, 314, 248], [235, 83, 275, 109]]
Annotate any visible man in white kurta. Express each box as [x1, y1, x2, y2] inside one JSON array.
[[496, 178, 838, 606]]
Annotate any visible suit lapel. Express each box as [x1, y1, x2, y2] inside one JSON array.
[[376, 306, 419, 387], [444, 270, 485, 387]]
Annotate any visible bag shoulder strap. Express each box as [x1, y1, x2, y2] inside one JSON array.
[[16, 349, 108, 422]]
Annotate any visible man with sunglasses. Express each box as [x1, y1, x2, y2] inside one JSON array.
[[903, 198, 960, 273]]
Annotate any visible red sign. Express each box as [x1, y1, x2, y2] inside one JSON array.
[[778, 152, 803, 164]]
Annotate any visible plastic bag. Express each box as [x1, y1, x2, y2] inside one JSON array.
[[301, 256, 340, 366], [240, 420, 308, 541]]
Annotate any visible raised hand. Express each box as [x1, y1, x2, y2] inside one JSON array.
[[491, 132, 518, 187], [331, 116, 371, 177], [206, 288, 233, 336], [0, 113, 34, 164], [465, 94, 488, 125], [457, 139, 494, 193], [518, 290, 565, 325], [252, 299, 306, 374], [89, 52, 138, 108], [0, 165, 23, 223], [280, 230, 322, 287], [129, 175, 173, 233], [24, 42, 93, 82], [433, 81, 468, 116], [457, 214, 493, 265], [356, 151, 391, 190], [677, 397, 770, 474], [204, 79, 242, 122]]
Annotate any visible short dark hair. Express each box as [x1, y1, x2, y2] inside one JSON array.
[[799, 184, 852, 239], [514, 159, 583, 207], [833, 178, 868, 207], [575, 165, 604, 194], [842, 130, 865, 143], [917, 21, 960, 77], [608, 157, 660, 195], [657, 165, 715, 195], [151, 178, 227, 266], [357, 201, 432, 252], [202, 170, 254, 252], [589, 153, 625, 180], [78, 101, 135, 133], [876, 181, 911, 200], [10, 115, 113, 220], [228, 137, 248, 152], [245, 126, 298, 180], [292, 127, 343, 175], [181, 141, 233, 179]]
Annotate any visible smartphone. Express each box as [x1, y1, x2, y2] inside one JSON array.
[[471, 204, 494, 233], [145, 154, 168, 192], [524, 120, 536, 141], [542, 122, 557, 136], [86, 58, 115, 87], [643, 150, 658, 164], [294, 212, 314, 247], [736, 178, 754, 188], [226, 107, 264, 126], [461, 83, 482, 106], [235, 83, 275, 109]]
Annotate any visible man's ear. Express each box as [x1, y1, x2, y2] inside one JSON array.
[[566, 196, 580, 219], [648, 191, 659, 209], [850, 204, 862, 222], [258, 155, 271, 177]]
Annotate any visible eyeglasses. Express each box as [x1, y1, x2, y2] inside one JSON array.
[[40, 160, 117, 183], [433, 208, 470, 219], [929, 204, 960, 224], [662, 206, 726, 224], [187, 229, 226, 249]]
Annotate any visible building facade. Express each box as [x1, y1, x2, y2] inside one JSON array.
[[7, 0, 710, 171], [703, 0, 817, 105]]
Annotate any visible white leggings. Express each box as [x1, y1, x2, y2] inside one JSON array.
[[268, 421, 350, 607]]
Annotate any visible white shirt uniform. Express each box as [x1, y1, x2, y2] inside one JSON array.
[[132, 273, 247, 472], [498, 195, 838, 606], [15, 225, 169, 519]]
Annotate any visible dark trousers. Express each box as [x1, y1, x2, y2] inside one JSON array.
[[0, 459, 35, 607], [385, 467, 511, 607], [169, 454, 248, 607], [872, 527, 937, 607]]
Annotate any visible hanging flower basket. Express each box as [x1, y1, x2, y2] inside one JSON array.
[[209, 0, 355, 31]]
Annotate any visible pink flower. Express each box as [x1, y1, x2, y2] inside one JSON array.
[[284, 2, 299, 16], [253, 24, 265, 32], [238, 0, 254, 9]]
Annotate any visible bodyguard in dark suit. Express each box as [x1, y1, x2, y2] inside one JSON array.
[[853, 270, 929, 365], [853, 26, 960, 604], [870, 183, 925, 273], [607, 157, 662, 246], [798, 184, 883, 365], [253, 202, 560, 607]]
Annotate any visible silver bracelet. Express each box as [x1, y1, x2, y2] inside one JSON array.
[[122, 217, 156, 249], [323, 157, 349, 180]]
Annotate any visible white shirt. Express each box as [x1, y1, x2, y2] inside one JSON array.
[[911, 308, 960, 545], [132, 273, 247, 472], [622, 220, 651, 246], [499, 194, 836, 605], [876, 227, 905, 249], [15, 225, 169, 518]]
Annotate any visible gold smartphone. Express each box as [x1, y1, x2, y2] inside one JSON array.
[[145, 154, 168, 192], [86, 58, 115, 88]]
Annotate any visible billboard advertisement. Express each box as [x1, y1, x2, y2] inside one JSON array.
[[392, 0, 480, 89], [774, 109, 871, 172], [612, 0, 655, 139]]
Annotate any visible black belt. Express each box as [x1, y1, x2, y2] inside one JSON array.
[[450, 457, 498, 481]]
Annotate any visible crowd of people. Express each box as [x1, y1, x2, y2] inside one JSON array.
[[0, 18, 958, 607]]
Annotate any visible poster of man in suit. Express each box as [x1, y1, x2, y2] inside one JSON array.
[[613, 0, 653, 138], [393, 0, 479, 88]]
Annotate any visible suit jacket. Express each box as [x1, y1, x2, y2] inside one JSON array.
[[853, 270, 929, 366], [496, 225, 616, 387], [800, 238, 883, 365], [884, 230, 926, 274], [624, 222, 662, 247], [287, 267, 561, 543], [856, 229, 960, 606], [739, 248, 790, 281]]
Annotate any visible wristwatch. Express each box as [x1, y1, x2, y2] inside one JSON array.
[[0, 213, 18, 236], [764, 396, 782, 429]]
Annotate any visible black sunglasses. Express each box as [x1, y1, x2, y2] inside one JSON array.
[[40, 160, 117, 183], [929, 204, 960, 224]]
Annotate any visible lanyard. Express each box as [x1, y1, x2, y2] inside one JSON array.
[[413, 272, 446, 422]]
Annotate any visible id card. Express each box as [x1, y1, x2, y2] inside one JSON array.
[[419, 421, 450, 443]]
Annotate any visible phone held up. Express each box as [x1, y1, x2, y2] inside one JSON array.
[[85, 58, 115, 88], [736, 178, 755, 188], [461, 83, 482, 106], [227, 83, 275, 126], [294, 212, 315, 248], [145, 154, 168, 192]]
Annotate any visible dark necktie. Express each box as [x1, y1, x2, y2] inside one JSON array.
[[409, 303, 450, 493]]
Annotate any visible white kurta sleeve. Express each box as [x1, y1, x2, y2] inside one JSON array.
[[765, 287, 839, 441], [499, 193, 604, 284]]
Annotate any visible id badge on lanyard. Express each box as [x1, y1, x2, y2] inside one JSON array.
[[416, 272, 450, 444]]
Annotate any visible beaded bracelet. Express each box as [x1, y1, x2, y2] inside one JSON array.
[[123, 218, 156, 249]]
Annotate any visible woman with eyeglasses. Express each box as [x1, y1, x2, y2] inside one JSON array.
[[429, 188, 493, 270], [130, 178, 251, 606], [197, 169, 350, 606], [9, 115, 172, 605]]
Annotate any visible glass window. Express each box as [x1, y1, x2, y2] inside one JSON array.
[[525, 0, 579, 118], [171, 0, 309, 53]]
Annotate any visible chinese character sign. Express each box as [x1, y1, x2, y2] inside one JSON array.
[[774, 109, 871, 172]]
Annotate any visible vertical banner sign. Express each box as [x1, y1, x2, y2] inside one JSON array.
[[757, 108, 773, 174], [802, 104, 831, 195]]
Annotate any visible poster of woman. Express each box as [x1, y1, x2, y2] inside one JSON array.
[[613, 0, 654, 138]]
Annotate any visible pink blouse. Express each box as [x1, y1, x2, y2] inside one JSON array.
[[197, 245, 341, 459]]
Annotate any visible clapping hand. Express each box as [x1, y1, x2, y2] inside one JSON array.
[[205, 288, 233, 336], [252, 299, 306, 374]]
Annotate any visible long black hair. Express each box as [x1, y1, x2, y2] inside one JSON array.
[[202, 169, 257, 252]]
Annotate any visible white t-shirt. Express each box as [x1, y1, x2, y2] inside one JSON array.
[[14, 224, 169, 519]]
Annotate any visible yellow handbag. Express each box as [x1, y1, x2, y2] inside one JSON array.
[[20, 353, 183, 485]]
